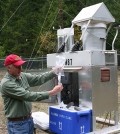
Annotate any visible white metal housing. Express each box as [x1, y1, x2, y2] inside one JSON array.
[[72, 2, 115, 25]]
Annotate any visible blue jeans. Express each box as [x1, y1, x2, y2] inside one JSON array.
[[7, 117, 34, 134]]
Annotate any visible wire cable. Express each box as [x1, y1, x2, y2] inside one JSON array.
[[0, 0, 26, 32], [62, 9, 73, 18], [36, 9, 60, 91], [26, 7, 59, 71], [25, 0, 54, 72], [113, 0, 120, 6]]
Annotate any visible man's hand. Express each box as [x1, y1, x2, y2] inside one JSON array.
[[49, 84, 63, 96]]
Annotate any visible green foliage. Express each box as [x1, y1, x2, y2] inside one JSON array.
[[37, 31, 56, 56], [0, 46, 5, 57], [1, 0, 120, 57]]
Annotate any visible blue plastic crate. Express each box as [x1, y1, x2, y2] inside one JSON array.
[[49, 106, 92, 134]]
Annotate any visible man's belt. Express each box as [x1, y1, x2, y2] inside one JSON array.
[[8, 113, 31, 122]]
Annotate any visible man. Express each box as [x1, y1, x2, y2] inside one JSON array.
[[0, 54, 63, 134]]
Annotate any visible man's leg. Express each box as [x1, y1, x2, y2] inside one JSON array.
[[7, 118, 34, 134]]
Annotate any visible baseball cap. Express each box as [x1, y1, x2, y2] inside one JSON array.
[[4, 54, 26, 66]]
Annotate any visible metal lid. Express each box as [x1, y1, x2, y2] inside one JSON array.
[[72, 2, 115, 26]]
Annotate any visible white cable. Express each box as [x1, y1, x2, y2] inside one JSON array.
[[26, 7, 59, 72], [112, 29, 118, 50], [80, 20, 91, 41], [25, 0, 54, 71], [31, 8, 59, 92], [0, 0, 25, 32], [62, 9, 73, 18], [64, 23, 74, 48], [113, 0, 120, 6]]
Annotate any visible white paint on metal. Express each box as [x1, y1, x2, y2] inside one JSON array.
[[72, 2, 115, 25]]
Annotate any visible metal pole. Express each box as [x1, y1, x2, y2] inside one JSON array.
[[114, 111, 119, 125]]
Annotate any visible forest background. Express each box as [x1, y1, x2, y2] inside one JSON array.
[[0, 0, 120, 58]]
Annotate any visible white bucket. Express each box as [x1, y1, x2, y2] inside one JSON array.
[[81, 23, 107, 50], [57, 28, 74, 51]]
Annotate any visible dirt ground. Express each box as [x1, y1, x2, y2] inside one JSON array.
[[0, 97, 53, 134], [0, 94, 55, 134], [0, 70, 120, 134]]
